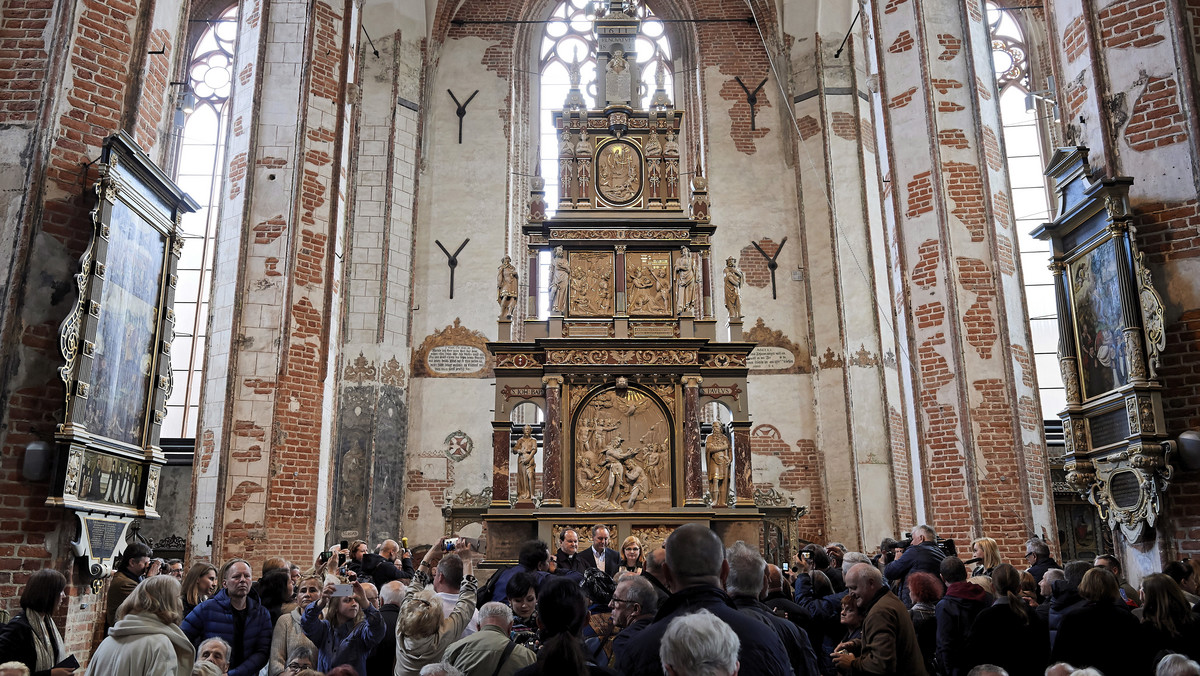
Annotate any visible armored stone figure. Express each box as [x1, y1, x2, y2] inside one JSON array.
[[497, 255, 519, 320], [513, 424, 538, 500], [706, 424, 732, 507]]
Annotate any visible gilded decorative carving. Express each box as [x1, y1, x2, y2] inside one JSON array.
[[546, 349, 698, 366], [494, 353, 543, 369], [1073, 418, 1088, 454], [448, 487, 492, 508], [1137, 395, 1155, 433], [566, 249, 614, 312], [626, 251, 673, 316], [705, 425, 732, 507], [574, 387, 671, 512], [1104, 194, 1127, 220], [1135, 252, 1166, 380], [550, 229, 690, 240], [1064, 457, 1095, 493], [344, 352, 377, 383], [647, 383, 675, 409], [754, 485, 788, 507], [63, 446, 84, 497], [411, 319, 494, 378], [549, 246, 569, 314], [701, 353, 748, 368], [501, 385, 545, 401], [1126, 397, 1141, 435], [747, 319, 809, 374], [146, 465, 161, 511], [630, 525, 676, 552], [596, 139, 642, 205], [1124, 329, 1146, 381]]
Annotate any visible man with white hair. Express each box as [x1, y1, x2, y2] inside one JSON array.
[[442, 601, 536, 676], [420, 663, 465, 676], [832, 562, 927, 675], [659, 609, 740, 676], [1157, 654, 1200, 676], [883, 525, 946, 608], [610, 575, 659, 659], [366, 579, 406, 675]]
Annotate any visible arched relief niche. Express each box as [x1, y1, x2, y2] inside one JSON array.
[[570, 383, 674, 512]]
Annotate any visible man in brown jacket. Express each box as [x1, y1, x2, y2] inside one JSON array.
[[832, 563, 928, 675]]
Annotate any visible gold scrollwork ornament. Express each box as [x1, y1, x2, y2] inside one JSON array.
[[1059, 357, 1081, 405], [1135, 252, 1166, 380]]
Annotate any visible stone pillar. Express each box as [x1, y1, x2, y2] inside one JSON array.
[[682, 375, 703, 505], [193, 0, 360, 565], [542, 375, 563, 506], [869, 0, 1053, 560], [491, 423, 510, 507], [732, 423, 753, 506]]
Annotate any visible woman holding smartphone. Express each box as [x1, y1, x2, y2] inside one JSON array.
[[301, 578, 385, 675]]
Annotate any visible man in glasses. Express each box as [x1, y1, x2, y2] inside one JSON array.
[[609, 575, 658, 664], [282, 645, 315, 674], [1024, 537, 1061, 587]]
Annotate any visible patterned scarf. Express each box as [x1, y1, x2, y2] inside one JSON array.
[[25, 609, 64, 671]]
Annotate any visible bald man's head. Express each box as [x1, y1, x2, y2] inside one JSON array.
[[845, 562, 884, 603], [766, 564, 783, 592]]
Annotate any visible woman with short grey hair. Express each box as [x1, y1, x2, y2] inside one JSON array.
[[658, 609, 739, 676]]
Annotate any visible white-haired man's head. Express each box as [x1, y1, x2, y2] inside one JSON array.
[[478, 601, 514, 630], [659, 609, 740, 676]]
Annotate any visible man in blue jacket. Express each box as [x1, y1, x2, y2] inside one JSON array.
[[883, 525, 946, 608], [614, 523, 793, 676], [182, 559, 273, 676]]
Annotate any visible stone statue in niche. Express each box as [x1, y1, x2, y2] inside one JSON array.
[[497, 255, 519, 320], [512, 424, 538, 501], [723, 257, 745, 321], [675, 246, 698, 316], [605, 44, 631, 103], [549, 246, 570, 314], [706, 424, 732, 507]]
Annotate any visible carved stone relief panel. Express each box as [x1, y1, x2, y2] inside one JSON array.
[[625, 251, 673, 317], [568, 251, 615, 317], [573, 387, 672, 512]]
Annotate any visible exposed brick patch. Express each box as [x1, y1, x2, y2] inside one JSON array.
[[265, 257, 282, 276], [993, 191, 1011, 229], [915, 302, 945, 329], [294, 230, 328, 287], [831, 111, 857, 140], [228, 481, 266, 511], [944, 161, 986, 242], [233, 419, 267, 440], [1011, 343, 1035, 388], [919, 333, 954, 391], [906, 171, 934, 218], [889, 407, 915, 526], [966, 0, 983, 22], [971, 379, 1029, 562], [1064, 14, 1088, 62], [133, 28, 171, 150], [1024, 441, 1049, 506], [1163, 309, 1200, 557], [797, 115, 820, 140], [243, 378, 276, 394], [291, 297, 323, 339], [996, 233, 1016, 276], [309, 2, 344, 101], [1017, 395, 1039, 431], [257, 156, 288, 168], [938, 129, 970, 149], [912, 239, 940, 289], [921, 401, 970, 539], [200, 430, 216, 473], [861, 118, 875, 152], [239, 62, 254, 86], [719, 78, 771, 154], [982, 127, 1001, 171], [751, 425, 825, 542], [888, 31, 914, 53], [1134, 199, 1200, 262], [1124, 77, 1187, 150], [884, 0, 909, 13], [1098, 0, 1167, 50], [937, 33, 962, 60], [739, 239, 782, 289], [889, 86, 918, 109], [253, 216, 286, 244], [976, 77, 992, 101], [233, 116, 244, 136], [956, 257, 998, 358], [938, 100, 966, 113], [1064, 76, 1088, 120], [931, 78, 963, 94], [228, 151, 248, 200]]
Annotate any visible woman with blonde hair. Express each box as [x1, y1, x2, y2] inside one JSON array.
[[87, 575, 196, 675], [396, 539, 478, 675], [268, 574, 322, 676], [300, 576, 384, 676], [970, 537, 1002, 577], [618, 536, 644, 576], [181, 562, 218, 617]]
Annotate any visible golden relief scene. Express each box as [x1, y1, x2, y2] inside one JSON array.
[[596, 140, 642, 204], [626, 251, 673, 316], [573, 387, 672, 512], [568, 251, 615, 316]]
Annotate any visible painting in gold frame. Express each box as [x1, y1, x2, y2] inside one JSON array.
[[1067, 238, 1129, 400]]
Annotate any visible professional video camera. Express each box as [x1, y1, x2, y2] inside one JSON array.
[[879, 533, 958, 563]]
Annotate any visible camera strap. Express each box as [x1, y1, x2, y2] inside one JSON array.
[[490, 641, 518, 676]]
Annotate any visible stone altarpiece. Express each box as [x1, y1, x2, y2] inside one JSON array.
[[449, 2, 783, 561]]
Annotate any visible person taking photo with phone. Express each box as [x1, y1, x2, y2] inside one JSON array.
[[300, 577, 385, 676]]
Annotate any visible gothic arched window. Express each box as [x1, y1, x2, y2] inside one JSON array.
[[987, 3, 1064, 420], [163, 4, 237, 438]]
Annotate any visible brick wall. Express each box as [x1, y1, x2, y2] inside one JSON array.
[[1123, 77, 1188, 151], [750, 424, 826, 543], [1097, 0, 1167, 50], [737, 238, 783, 289]]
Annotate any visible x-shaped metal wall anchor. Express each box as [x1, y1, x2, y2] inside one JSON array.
[[750, 237, 787, 299], [734, 76, 769, 131], [435, 238, 470, 299], [447, 89, 479, 144]]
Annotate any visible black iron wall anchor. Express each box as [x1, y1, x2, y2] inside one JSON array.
[[750, 236, 787, 299], [447, 89, 479, 144], [734, 76, 769, 131], [435, 238, 470, 298]]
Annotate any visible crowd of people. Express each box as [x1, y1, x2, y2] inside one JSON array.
[[0, 523, 1199, 676]]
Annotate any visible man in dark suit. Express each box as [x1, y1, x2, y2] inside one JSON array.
[[365, 580, 403, 675], [555, 528, 588, 575], [579, 524, 620, 577]]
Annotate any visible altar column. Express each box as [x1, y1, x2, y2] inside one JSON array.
[[491, 422, 510, 507], [542, 375, 564, 506], [683, 375, 704, 505]]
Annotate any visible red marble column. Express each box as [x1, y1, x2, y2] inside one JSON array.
[[543, 375, 563, 506], [683, 376, 704, 505], [491, 424, 510, 507], [733, 424, 753, 506]]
